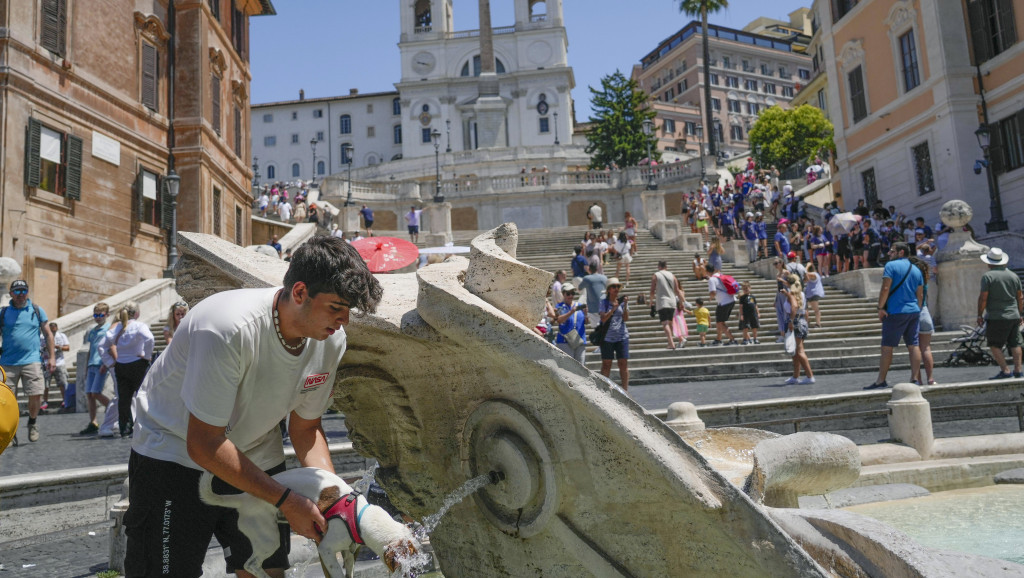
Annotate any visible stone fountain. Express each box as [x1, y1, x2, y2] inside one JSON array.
[[175, 225, 1024, 577]]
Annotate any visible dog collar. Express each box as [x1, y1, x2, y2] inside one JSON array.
[[322, 492, 370, 545]]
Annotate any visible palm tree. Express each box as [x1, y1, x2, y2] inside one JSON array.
[[678, 0, 729, 163]]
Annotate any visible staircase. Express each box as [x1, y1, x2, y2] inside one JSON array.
[[514, 226, 961, 386]]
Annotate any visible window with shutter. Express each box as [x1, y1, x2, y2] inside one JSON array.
[[65, 134, 82, 200], [848, 66, 867, 123], [142, 43, 159, 111], [40, 0, 67, 57], [212, 75, 222, 136], [213, 187, 222, 236], [234, 106, 242, 155], [136, 167, 162, 227], [25, 118, 42, 188], [161, 177, 175, 230], [235, 206, 243, 245], [25, 118, 80, 199], [969, 0, 1018, 64]]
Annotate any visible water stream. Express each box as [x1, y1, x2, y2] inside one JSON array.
[[415, 473, 495, 539]]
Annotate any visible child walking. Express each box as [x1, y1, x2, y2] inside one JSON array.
[[738, 281, 761, 344], [694, 298, 711, 346]]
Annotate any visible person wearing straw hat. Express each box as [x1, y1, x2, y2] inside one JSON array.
[[599, 278, 630, 390], [553, 283, 587, 365], [977, 247, 1023, 379]]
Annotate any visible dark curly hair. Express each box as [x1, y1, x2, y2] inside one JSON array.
[[282, 235, 383, 314]]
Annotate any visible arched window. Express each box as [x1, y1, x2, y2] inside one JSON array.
[[368, 155, 378, 165], [339, 114, 352, 135], [414, 0, 431, 28], [317, 160, 325, 175], [266, 165, 276, 179], [341, 143, 352, 164], [291, 163, 300, 178], [392, 97, 401, 116], [460, 55, 507, 77], [529, 1, 548, 20], [394, 124, 403, 144]]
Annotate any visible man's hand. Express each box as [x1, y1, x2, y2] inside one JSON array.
[[48, 357, 56, 374], [278, 491, 326, 543], [878, 309, 888, 321]]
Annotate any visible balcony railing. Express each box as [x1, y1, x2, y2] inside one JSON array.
[[414, 25, 432, 34], [530, 14, 547, 23]]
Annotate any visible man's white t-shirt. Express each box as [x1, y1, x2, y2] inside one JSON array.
[[708, 274, 735, 305], [132, 288, 345, 471], [589, 205, 603, 223], [279, 202, 292, 222]]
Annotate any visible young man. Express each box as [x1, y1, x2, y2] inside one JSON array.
[[41, 322, 70, 411], [706, 263, 738, 346], [1, 280, 54, 442], [80, 303, 112, 435], [125, 236, 382, 577], [774, 220, 791, 258], [865, 242, 924, 390], [650, 261, 687, 350], [405, 206, 422, 244], [977, 248, 1023, 379], [360, 204, 375, 236]]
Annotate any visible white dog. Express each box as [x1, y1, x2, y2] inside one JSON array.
[[199, 467, 419, 578]]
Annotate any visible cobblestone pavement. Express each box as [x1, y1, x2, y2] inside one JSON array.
[[1, 364, 1016, 576]]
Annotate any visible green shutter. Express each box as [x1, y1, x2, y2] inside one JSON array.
[[211, 75, 221, 136], [968, 0, 992, 64], [996, 0, 1017, 48], [40, 0, 65, 56], [24, 118, 42, 187], [141, 43, 158, 111], [136, 168, 145, 222], [65, 133, 82, 200], [161, 176, 174, 230]]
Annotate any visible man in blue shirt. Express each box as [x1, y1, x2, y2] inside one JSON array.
[[360, 205, 375, 237], [774, 220, 791, 258], [570, 246, 589, 287], [742, 213, 758, 263], [1, 280, 54, 442], [577, 264, 609, 327], [755, 212, 768, 260], [79, 302, 112, 435], [553, 284, 587, 365], [865, 243, 924, 390]]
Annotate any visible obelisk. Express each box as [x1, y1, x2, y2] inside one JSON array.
[[472, 0, 508, 148]]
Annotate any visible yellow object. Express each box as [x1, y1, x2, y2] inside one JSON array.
[[0, 367, 18, 454]]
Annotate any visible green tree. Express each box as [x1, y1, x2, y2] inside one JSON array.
[[748, 105, 835, 171], [585, 71, 659, 170], [678, 0, 729, 161]]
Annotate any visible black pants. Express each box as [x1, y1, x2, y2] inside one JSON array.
[[115, 359, 150, 436]]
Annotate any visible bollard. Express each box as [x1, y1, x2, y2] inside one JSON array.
[[887, 383, 934, 459], [665, 402, 705, 433]]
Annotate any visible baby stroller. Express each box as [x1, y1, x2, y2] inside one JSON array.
[[943, 323, 995, 367]]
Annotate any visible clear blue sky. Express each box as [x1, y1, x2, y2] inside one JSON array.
[[251, 0, 808, 120]]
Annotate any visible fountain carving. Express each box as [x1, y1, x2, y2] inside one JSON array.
[[175, 226, 1024, 577]]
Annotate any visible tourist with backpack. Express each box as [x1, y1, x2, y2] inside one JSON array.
[[706, 264, 739, 346], [1, 280, 54, 442]]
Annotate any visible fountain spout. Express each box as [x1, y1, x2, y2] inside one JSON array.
[[489, 470, 505, 485]]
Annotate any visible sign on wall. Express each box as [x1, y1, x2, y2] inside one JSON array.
[[92, 131, 120, 166]]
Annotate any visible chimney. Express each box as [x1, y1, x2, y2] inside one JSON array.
[[299, 89, 305, 101], [349, 88, 359, 96]]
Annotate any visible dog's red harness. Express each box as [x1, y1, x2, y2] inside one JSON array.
[[322, 493, 366, 545]]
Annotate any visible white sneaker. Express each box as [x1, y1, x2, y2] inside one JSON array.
[[783, 377, 799, 385], [797, 377, 816, 384]]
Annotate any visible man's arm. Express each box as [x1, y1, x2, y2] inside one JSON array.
[[916, 284, 924, 310], [289, 413, 334, 473], [978, 291, 988, 325], [187, 415, 326, 541], [41, 323, 55, 373], [649, 275, 658, 304], [877, 277, 893, 320]]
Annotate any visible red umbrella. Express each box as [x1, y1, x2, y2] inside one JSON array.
[[350, 236, 420, 273]]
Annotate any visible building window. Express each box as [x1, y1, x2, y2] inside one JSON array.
[[291, 163, 300, 178], [722, 57, 731, 69], [393, 97, 401, 115], [861, 168, 877, 206], [24, 118, 82, 200], [968, 0, 1017, 64], [39, 0, 67, 57], [817, 89, 827, 112], [263, 113, 273, 123], [266, 165, 275, 179], [539, 117, 550, 133], [746, 103, 760, 115], [832, 0, 859, 23], [367, 126, 375, 138], [317, 160, 325, 175], [745, 79, 758, 91], [798, 69, 811, 80], [234, 106, 242, 156], [911, 142, 935, 195], [899, 31, 921, 92], [711, 98, 721, 112], [725, 76, 739, 88], [341, 144, 352, 164], [728, 100, 741, 113], [291, 134, 299, 144], [313, 109, 323, 118], [136, 168, 164, 228], [663, 119, 676, 134], [782, 86, 795, 98], [709, 72, 719, 85], [340, 115, 352, 134], [211, 75, 221, 136], [779, 66, 790, 79], [764, 83, 777, 95], [422, 127, 432, 143], [213, 187, 222, 236], [316, 131, 325, 141], [848, 66, 867, 123], [460, 55, 507, 77], [367, 104, 374, 114], [141, 43, 159, 111], [208, 0, 220, 20], [291, 111, 297, 120], [394, 125, 403, 144], [235, 206, 243, 245], [730, 125, 744, 140], [264, 136, 276, 147], [760, 64, 770, 75], [993, 110, 1024, 175], [685, 121, 696, 136]]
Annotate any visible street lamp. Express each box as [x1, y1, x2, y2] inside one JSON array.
[[310, 138, 318, 185], [343, 144, 354, 207], [163, 169, 181, 277], [445, 118, 452, 153], [642, 118, 656, 190], [553, 111, 560, 146], [431, 129, 444, 203], [975, 124, 1008, 233], [251, 156, 260, 199], [696, 123, 706, 183]]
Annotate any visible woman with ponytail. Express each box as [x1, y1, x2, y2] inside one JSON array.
[[102, 301, 154, 437]]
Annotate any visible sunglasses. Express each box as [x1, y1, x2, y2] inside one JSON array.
[[11, 289, 27, 296], [93, 313, 107, 318]]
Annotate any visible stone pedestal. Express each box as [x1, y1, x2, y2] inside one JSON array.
[[936, 231, 988, 331], [887, 383, 934, 459], [723, 240, 749, 266], [641, 191, 666, 228], [471, 92, 509, 150], [669, 233, 704, 254], [665, 402, 704, 433], [422, 202, 453, 245], [650, 220, 681, 241], [339, 205, 362, 236]]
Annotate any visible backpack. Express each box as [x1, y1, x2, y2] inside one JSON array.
[[716, 273, 740, 295]]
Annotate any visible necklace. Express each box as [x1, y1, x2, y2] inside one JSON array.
[[273, 291, 307, 352]]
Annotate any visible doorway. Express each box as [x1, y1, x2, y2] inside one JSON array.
[[33, 259, 61, 318]]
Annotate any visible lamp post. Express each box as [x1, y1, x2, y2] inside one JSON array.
[[431, 129, 444, 203], [642, 118, 656, 190], [309, 138, 318, 184], [163, 169, 181, 277], [696, 123, 706, 183], [976, 124, 1008, 233], [251, 156, 260, 199], [445, 119, 452, 153], [343, 144, 354, 206]]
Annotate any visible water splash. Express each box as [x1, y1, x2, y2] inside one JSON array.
[[352, 462, 378, 494], [415, 473, 494, 539]]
